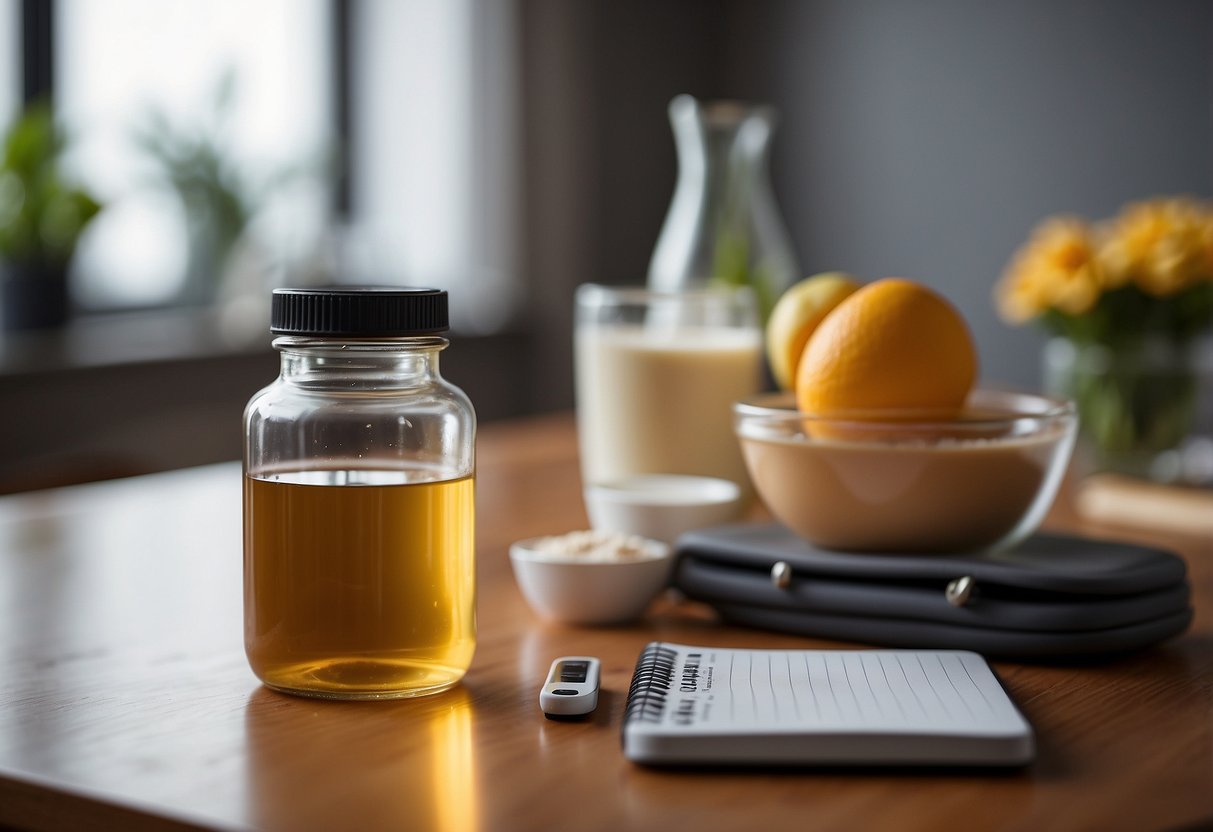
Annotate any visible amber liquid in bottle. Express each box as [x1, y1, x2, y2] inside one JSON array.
[[243, 469, 475, 699]]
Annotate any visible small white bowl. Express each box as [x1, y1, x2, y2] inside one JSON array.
[[584, 474, 744, 544], [509, 534, 674, 625]]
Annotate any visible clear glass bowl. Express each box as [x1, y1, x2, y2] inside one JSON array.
[[733, 389, 1078, 553]]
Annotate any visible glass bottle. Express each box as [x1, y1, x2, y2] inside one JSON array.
[[648, 94, 800, 321], [243, 286, 476, 700]]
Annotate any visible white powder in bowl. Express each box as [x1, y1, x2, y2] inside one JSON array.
[[527, 529, 668, 562]]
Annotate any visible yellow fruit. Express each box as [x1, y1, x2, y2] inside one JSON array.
[[795, 278, 978, 419], [765, 272, 861, 390]]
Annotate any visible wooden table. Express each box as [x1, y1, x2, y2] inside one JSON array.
[[0, 414, 1209, 832]]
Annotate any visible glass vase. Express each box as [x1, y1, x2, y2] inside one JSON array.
[[1043, 335, 1213, 485], [647, 95, 799, 321]]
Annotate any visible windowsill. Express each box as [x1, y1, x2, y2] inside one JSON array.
[[0, 303, 273, 378], [0, 301, 539, 381], [0, 302, 539, 492]]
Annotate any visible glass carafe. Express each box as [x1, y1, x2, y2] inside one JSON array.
[[647, 94, 800, 320]]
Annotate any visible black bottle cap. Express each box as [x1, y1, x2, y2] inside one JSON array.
[[270, 286, 449, 336]]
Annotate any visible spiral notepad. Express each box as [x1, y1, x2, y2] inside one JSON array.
[[622, 642, 1034, 766]]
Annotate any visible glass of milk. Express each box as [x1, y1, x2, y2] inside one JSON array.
[[574, 284, 763, 493]]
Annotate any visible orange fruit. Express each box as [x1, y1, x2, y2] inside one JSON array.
[[795, 278, 978, 420]]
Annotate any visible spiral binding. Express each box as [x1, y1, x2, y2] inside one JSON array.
[[623, 642, 679, 725]]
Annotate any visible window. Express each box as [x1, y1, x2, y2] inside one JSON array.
[[7, 0, 523, 332], [57, 0, 333, 308]]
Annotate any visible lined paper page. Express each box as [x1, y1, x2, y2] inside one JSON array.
[[696, 648, 1023, 733]]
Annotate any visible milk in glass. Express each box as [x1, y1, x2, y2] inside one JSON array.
[[575, 311, 762, 489]]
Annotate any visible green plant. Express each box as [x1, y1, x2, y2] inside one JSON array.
[[0, 102, 101, 271], [130, 70, 318, 302], [130, 72, 253, 301]]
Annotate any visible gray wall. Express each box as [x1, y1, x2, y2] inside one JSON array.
[[734, 0, 1213, 389], [522, 0, 1213, 406]]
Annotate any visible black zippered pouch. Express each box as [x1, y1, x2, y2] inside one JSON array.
[[673, 523, 1192, 659]]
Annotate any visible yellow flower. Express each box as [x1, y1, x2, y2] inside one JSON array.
[[1100, 197, 1213, 297], [996, 217, 1104, 322]]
